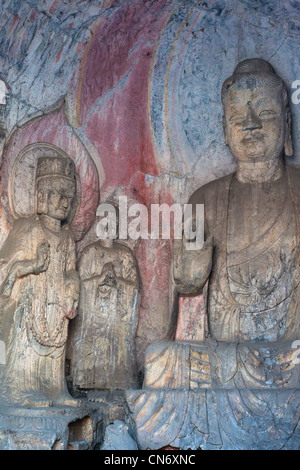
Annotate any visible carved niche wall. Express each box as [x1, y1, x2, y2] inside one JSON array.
[[0, 0, 299, 451]]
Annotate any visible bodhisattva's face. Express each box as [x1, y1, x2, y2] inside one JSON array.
[[46, 179, 75, 221], [223, 85, 286, 163]]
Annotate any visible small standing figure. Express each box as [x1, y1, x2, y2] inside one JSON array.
[[0, 154, 79, 407], [71, 208, 141, 391]]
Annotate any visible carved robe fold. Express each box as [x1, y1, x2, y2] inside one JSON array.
[[189, 164, 300, 342]]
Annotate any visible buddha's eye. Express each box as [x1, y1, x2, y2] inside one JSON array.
[[229, 114, 244, 123], [259, 110, 276, 117]]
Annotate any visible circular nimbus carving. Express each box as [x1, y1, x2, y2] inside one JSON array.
[[149, 1, 300, 185], [9, 143, 81, 224]]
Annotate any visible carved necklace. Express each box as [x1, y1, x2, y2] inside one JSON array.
[[27, 297, 68, 349]]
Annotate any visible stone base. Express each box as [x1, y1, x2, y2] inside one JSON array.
[[0, 403, 103, 450], [87, 390, 129, 424], [126, 388, 300, 450]]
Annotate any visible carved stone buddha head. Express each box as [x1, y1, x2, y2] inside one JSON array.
[[221, 58, 293, 165]]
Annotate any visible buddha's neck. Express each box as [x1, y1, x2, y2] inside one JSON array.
[[39, 214, 61, 233], [101, 238, 114, 248], [236, 157, 284, 184]]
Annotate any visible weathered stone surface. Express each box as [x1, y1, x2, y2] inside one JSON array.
[[0, 148, 80, 407], [1, 110, 99, 245], [0, 0, 300, 450], [100, 420, 138, 451], [150, 0, 300, 183], [127, 59, 300, 450], [143, 340, 300, 390], [70, 232, 141, 391], [0, 0, 109, 136], [0, 404, 102, 450], [1, 0, 300, 372], [127, 389, 300, 450]]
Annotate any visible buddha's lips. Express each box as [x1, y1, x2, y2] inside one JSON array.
[[242, 133, 265, 143]]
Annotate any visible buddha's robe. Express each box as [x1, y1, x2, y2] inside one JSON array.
[[189, 164, 300, 342], [143, 165, 300, 390], [127, 166, 300, 450]]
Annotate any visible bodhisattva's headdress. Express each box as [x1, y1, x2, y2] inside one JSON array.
[[36, 156, 76, 184], [36, 156, 76, 218]]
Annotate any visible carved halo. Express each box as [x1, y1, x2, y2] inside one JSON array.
[[9, 142, 81, 227]]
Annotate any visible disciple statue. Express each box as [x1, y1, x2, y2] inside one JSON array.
[[127, 59, 300, 450], [0, 154, 80, 407], [70, 204, 141, 392]]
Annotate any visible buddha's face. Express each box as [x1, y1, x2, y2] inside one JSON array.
[[223, 85, 286, 163], [45, 178, 75, 221]]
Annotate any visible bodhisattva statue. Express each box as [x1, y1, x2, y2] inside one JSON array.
[[0, 155, 80, 407], [127, 59, 300, 450], [70, 206, 141, 393]]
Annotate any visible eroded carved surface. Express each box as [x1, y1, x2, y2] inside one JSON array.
[[0, 148, 80, 407], [70, 232, 141, 391], [0, 406, 102, 450], [128, 59, 300, 450], [127, 389, 300, 450]]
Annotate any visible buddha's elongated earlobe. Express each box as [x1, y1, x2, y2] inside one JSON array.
[[222, 115, 229, 146], [284, 107, 293, 157]]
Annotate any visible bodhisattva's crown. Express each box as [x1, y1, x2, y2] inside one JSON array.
[[36, 156, 76, 182]]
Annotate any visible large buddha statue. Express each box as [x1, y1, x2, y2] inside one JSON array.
[[127, 59, 300, 450]]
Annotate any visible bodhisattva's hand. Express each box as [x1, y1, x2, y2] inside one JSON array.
[[173, 235, 214, 295], [36, 242, 50, 273], [64, 271, 80, 319], [0, 241, 51, 298], [99, 262, 117, 288], [0, 273, 15, 298]]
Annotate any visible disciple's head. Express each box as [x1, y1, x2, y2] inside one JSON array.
[[221, 58, 293, 164]]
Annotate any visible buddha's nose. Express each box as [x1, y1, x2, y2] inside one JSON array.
[[243, 105, 262, 131], [61, 197, 69, 208]]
